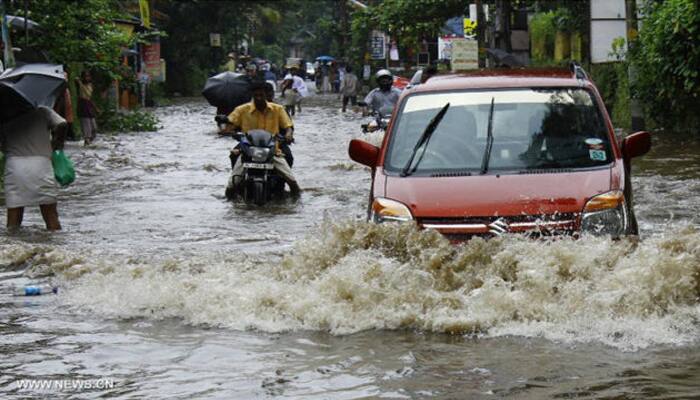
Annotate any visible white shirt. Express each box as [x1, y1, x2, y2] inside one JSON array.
[[284, 74, 308, 97]]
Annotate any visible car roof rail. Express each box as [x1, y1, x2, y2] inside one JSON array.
[[569, 61, 588, 81]]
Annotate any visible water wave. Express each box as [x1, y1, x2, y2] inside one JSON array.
[[2, 221, 699, 350]]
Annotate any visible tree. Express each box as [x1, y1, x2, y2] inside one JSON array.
[[630, 0, 700, 132], [366, 0, 466, 51], [7, 0, 131, 77]]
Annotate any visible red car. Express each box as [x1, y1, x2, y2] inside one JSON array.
[[349, 66, 651, 239]]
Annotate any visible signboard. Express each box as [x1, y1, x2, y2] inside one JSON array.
[[142, 41, 162, 81], [209, 33, 221, 47], [590, 0, 627, 63], [363, 64, 371, 80], [139, 0, 150, 29], [450, 38, 478, 71], [438, 36, 457, 60], [370, 30, 386, 60], [463, 18, 477, 38]]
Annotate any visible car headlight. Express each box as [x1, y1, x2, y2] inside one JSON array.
[[581, 190, 627, 237], [370, 197, 413, 223], [250, 147, 271, 162]]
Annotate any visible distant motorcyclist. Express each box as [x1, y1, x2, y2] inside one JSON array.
[[362, 69, 401, 117], [223, 80, 300, 197]]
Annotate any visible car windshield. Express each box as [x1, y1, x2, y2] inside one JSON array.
[[385, 88, 612, 174]]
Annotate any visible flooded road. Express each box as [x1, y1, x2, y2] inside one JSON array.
[[1, 95, 700, 399]]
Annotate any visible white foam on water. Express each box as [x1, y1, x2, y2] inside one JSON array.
[[2, 220, 699, 351]]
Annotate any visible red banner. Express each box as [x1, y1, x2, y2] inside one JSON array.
[[142, 42, 161, 80]]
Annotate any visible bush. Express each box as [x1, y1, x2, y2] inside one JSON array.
[[98, 108, 160, 133], [631, 0, 700, 132], [589, 62, 630, 130], [529, 11, 557, 64]]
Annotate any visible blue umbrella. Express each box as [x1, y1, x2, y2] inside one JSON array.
[[315, 55, 335, 62]]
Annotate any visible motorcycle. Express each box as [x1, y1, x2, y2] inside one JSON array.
[[218, 122, 292, 205], [360, 104, 394, 134]]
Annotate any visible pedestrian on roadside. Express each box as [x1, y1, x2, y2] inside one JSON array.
[[1, 106, 67, 230], [314, 64, 322, 93], [223, 52, 237, 72], [340, 65, 359, 112], [290, 67, 308, 113], [335, 64, 344, 94], [321, 64, 331, 93], [329, 62, 338, 93], [54, 71, 76, 141], [281, 74, 297, 116], [75, 70, 98, 146]]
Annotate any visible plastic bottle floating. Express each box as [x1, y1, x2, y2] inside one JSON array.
[[15, 285, 58, 296]]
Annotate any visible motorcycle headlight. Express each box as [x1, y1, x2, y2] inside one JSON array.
[[367, 120, 379, 132], [370, 197, 413, 223], [250, 147, 271, 162], [581, 190, 627, 237]]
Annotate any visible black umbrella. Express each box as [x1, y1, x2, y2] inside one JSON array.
[[485, 48, 524, 67], [0, 63, 66, 122], [201, 71, 251, 110]]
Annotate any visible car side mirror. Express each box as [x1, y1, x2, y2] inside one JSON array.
[[348, 139, 379, 168], [623, 131, 651, 159]]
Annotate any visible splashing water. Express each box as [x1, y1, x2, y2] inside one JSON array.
[[3, 220, 697, 351]]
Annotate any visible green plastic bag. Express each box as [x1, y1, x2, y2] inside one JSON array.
[[51, 150, 75, 187]]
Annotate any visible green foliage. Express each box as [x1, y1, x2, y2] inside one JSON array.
[[250, 42, 285, 67], [589, 62, 631, 130], [363, 0, 465, 55], [630, 0, 700, 132], [553, 8, 573, 33], [529, 11, 556, 63], [160, 0, 336, 95], [98, 108, 160, 133], [8, 0, 132, 78]]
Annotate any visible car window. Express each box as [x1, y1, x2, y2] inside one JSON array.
[[384, 88, 612, 174]]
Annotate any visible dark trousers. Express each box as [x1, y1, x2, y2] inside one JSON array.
[[342, 95, 357, 112]]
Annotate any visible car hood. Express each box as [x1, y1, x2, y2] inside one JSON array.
[[383, 167, 613, 218]]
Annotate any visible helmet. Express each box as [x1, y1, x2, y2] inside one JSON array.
[[246, 62, 258, 72], [375, 69, 393, 80], [376, 69, 393, 91]]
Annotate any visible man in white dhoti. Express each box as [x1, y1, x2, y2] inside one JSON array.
[[1, 106, 67, 230]]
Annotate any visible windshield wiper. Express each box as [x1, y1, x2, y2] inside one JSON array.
[[480, 97, 495, 175], [401, 102, 450, 177]]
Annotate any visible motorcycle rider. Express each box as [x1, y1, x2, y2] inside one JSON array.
[[223, 80, 300, 198], [227, 82, 294, 168], [362, 69, 401, 117]]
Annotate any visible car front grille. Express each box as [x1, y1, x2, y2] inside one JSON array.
[[418, 213, 579, 240]]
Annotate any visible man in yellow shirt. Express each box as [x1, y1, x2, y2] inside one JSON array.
[[224, 81, 300, 197]]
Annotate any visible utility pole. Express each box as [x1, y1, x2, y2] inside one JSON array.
[[475, 0, 485, 67], [1, 0, 16, 69], [625, 0, 645, 131], [493, 0, 511, 52], [338, 0, 348, 60]]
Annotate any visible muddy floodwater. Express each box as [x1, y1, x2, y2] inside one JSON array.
[[2, 94, 700, 399]]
